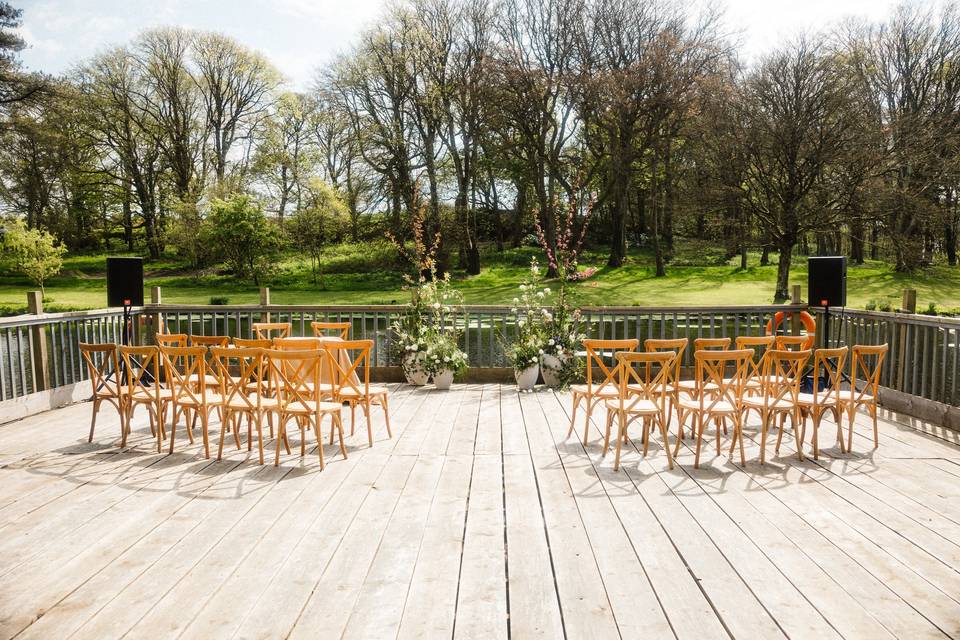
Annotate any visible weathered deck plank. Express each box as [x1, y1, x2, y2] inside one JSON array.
[[0, 383, 958, 639]]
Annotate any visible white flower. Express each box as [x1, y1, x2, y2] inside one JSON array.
[[512, 297, 519, 304], [518, 319, 526, 327], [544, 287, 551, 294], [536, 291, 545, 298], [444, 356, 451, 362], [538, 349, 545, 355], [557, 347, 564, 354], [548, 338, 555, 346], [410, 345, 418, 352], [433, 302, 441, 309]]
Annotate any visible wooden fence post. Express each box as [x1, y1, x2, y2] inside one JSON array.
[[260, 287, 271, 323], [147, 286, 162, 344], [790, 285, 802, 336], [27, 291, 50, 392], [896, 289, 916, 391]]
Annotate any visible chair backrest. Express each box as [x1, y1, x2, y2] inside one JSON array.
[[616, 350, 676, 414], [210, 346, 265, 412], [118, 345, 161, 401], [850, 344, 888, 402], [311, 321, 351, 339], [693, 337, 730, 351], [265, 348, 321, 408], [322, 338, 373, 398], [160, 345, 211, 406], [692, 349, 752, 412], [155, 333, 187, 348], [736, 335, 776, 378], [273, 337, 322, 350], [644, 338, 687, 384], [252, 322, 291, 340], [811, 346, 848, 406], [234, 337, 272, 348], [190, 335, 230, 347], [758, 349, 811, 408], [582, 339, 639, 393], [79, 343, 121, 399], [774, 335, 807, 351]]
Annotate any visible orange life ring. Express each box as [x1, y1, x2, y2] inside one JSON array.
[[764, 311, 816, 350]]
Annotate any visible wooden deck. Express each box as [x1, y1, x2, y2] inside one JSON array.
[[0, 384, 959, 639]]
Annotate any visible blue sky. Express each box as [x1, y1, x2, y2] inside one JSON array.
[[17, 0, 899, 89]]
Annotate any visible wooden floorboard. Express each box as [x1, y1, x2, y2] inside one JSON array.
[[1, 383, 959, 639]]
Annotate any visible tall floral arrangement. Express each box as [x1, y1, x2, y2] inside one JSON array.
[[504, 259, 550, 372]]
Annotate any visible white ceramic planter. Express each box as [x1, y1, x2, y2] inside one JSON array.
[[403, 353, 429, 386], [433, 369, 454, 390], [515, 364, 539, 391], [540, 353, 568, 388]]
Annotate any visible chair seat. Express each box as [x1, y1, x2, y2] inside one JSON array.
[[722, 377, 761, 389], [130, 388, 174, 402], [797, 392, 838, 407], [282, 400, 343, 414], [175, 392, 224, 408], [605, 398, 659, 414], [570, 384, 618, 397], [742, 397, 796, 411], [677, 398, 737, 414], [187, 373, 219, 387], [835, 390, 875, 403], [223, 396, 279, 410], [676, 380, 720, 393]]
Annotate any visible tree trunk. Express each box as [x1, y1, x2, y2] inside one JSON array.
[[774, 236, 794, 302]]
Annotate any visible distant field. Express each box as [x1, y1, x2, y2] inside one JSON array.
[[1, 241, 957, 315]]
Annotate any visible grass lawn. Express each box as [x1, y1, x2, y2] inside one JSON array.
[[1, 241, 957, 315]]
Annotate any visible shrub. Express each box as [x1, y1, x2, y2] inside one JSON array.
[[1, 219, 66, 296], [203, 195, 281, 285], [209, 296, 230, 305]]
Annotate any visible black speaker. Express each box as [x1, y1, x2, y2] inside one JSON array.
[[808, 256, 846, 308], [106, 257, 144, 307]]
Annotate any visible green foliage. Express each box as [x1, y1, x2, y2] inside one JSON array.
[[286, 181, 350, 285], [209, 295, 229, 305], [1, 219, 66, 295], [203, 195, 281, 285]]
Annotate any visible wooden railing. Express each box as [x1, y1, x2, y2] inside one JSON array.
[[2, 301, 956, 413]]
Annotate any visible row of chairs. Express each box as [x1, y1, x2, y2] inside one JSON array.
[[79, 322, 390, 470], [568, 336, 888, 471]]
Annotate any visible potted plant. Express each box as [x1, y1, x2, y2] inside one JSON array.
[[540, 295, 585, 389], [392, 302, 430, 385], [424, 333, 468, 390], [507, 336, 542, 391]]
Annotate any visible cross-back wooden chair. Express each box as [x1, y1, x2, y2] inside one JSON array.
[[160, 345, 221, 458], [253, 322, 291, 341], [735, 335, 776, 398], [567, 339, 639, 445], [118, 345, 171, 451], [155, 333, 188, 348], [233, 337, 272, 348], [211, 346, 275, 465], [676, 349, 751, 468], [311, 321, 351, 339], [604, 350, 677, 471], [644, 338, 687, 429], [189, 335, 230, 348], [674, 337, 731, 437], [742, 349, 811, 464], [797, 346, 848, 459], [774, 335, 808, 351], [80, 343, 125, 443], [266, 348, 346, 469], [323, 339, 391, 447], [837, 344, 888, 451]]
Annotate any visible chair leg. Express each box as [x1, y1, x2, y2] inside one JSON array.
[[256, 413, 264, 465], [274, 417, 287, 466], [759, 409, 769, 465], [602, 411, 613, 457], [381, 395, 392, 438], [582, 399, 593, 446], [217, 411, 228, 461], [121, 405, 132, 448], [163, 406, 172, 454], [88, 399, 101, 442], [810, 410, 821, 460], [658, 415, 674, 470], [334, 413, 347, 459], [775, 412, 785, 454], [871, 403, 879, 448], [567, 394, 581, 438], [833, 407, 845, 453], [201, 409, 210, 459], [365, 399, 374, 448], [846, 406, 855, 453], [694, 413, 705, 469], [350, 402, 356, 436], [312, 414, 325, 470], [613, 412, 625, 471], [791, 410, 804, 461], [734, 413, 746, 467]]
